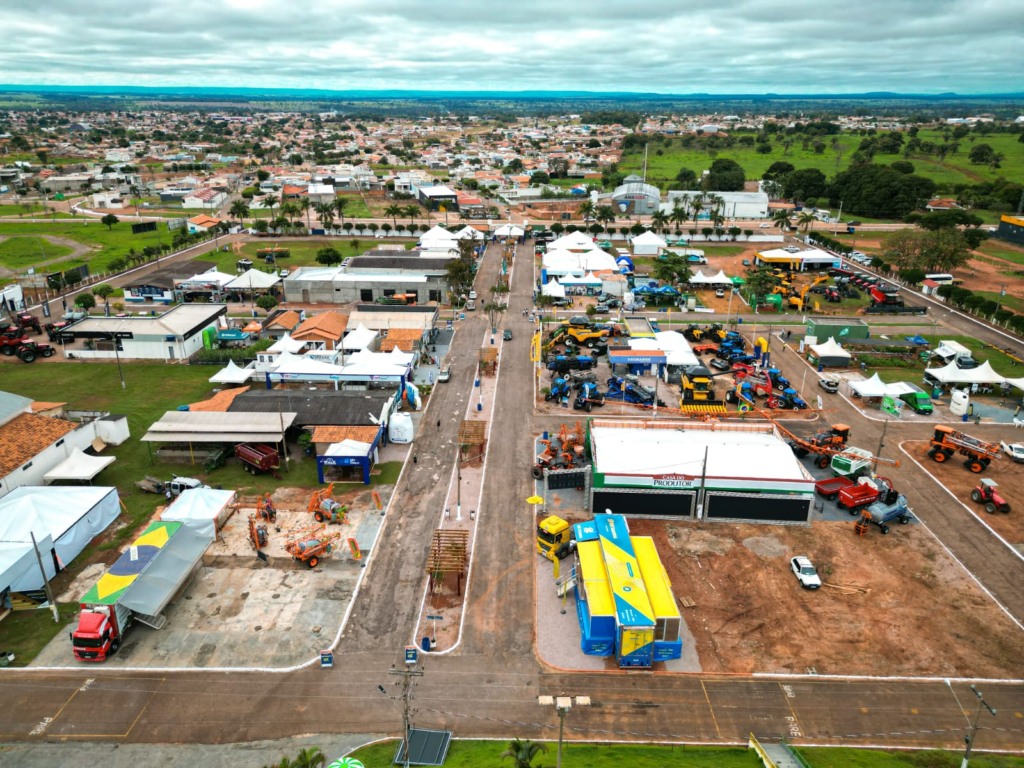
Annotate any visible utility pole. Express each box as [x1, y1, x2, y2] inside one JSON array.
[[876, 419, 889, 461], [30, 532, 59, 623], [387, 663, 424, 768], [961, 684, 997, 768]]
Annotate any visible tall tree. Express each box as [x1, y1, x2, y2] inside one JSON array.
[[652, 254, 692, 286], [333, 196, 348, 227], [100, 213, 119, 230], [796, 211, 817, 234], [500, 738, 547, 768], [91, 284, 115, 314], [384, 203, 404, 227]]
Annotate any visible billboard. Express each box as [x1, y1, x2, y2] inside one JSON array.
[[131, 221, 157, 235]]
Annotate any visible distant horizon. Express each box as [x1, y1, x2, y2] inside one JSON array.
[[2, 83, 1024, 102]]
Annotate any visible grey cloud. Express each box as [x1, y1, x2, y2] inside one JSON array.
[[1, 0, 1021, 92]]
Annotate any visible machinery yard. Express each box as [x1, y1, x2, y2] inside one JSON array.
[[626, 517, 1024, 678], [31, 484, 386, 669]]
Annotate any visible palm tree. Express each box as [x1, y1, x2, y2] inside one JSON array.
[[384, 203, 404, 228], [577, 199, 596, 223], [298, 198, 311, 231], [772, 208, 792, 232], [796, 211, 817, 234], [229, 199, 250, 227], [650, 210, 668, 234], [315, 202, 335, 232], [501, 738, 547, 768], [596, 205, 616, 230], [669, 199, 689, 231], [404, 204, 420, 232], [333, 196, 348, 228], [690, 196, 704, 231], [291, 746, 326, 768]]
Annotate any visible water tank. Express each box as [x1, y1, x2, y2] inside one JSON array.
[[686, 297, 697, 310], [949, 388, 969, 417]]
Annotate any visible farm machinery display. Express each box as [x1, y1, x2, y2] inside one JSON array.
[[929, 425, 1000, 473], [969, 478, 1011, 514], [308, 483, 348, 524], [532, 422, 587, 478], [285, 525, 342, 568], [605, 375, 665, 407], [854, 494, 914, 535], [790, 425, 851, 468]]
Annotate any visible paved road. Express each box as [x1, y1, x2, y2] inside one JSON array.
[[1, 240, 1023, 758]]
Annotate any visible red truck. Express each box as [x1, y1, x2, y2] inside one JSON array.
[[814, 476, 854, 500], [235, 443, 280, 475], [837, 477, 896, 514], [72, 603, 134, 661]]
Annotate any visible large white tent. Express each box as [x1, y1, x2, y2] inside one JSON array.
[[542, 248, 618, 276], [224, 269, 281, 291], [419, 225, 458, 246], [631, 230, 667, 255], [0, 486, 120, 592], [267, 333, 306, 354], [849, 374, 918, 398], [494, 224, 524, 238], [43, 449, 116, 483], [180, 269, 235, 288], [342, 323, 377, 353], [547, 231, 599, 252], [209, 359, 255, 385], [162, 488, 237, 540], [808, 337, 852, 367], [654, 331, 700, 367], [689, 269, 732, 285], [925, 360, 1006, 385], [454, 225, 484, 241], [271, 351, 345, 377], [541, 278, 566, 298]]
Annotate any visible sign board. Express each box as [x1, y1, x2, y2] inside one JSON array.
[[446, 320, 453, 331], [881, 395, 902, 418], [426, 614, 443, 621], [652, 473, 695, 489], [404, 645, 418, 665], [167, 217, 187, 231], [320, 650, 334, 669]]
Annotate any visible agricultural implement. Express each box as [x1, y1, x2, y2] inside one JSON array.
[[285, 525, 342, 568], [308, 483, 348, 524]]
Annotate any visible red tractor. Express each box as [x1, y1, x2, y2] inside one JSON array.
[[970, 478, 1010, 514], [15, 340, 56, 363], [7, 313, 42, 335]]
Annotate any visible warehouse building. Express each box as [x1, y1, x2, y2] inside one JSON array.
[[664, 191, 770, 220], [605, 175, 662, 216], [588, 419, 814, 523], [282, 263, 447, 305]]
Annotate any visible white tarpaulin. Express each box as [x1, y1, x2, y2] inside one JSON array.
[[849, 374, 917, 398], [162, 488, 237, 540], [325, 439, 373, 458], [926, 360, 1006, 385], [224, 269, 280, 290], [0, 486, 119, 591], [43, 449, 116, 483]]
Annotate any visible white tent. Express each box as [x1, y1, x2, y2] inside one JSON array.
[[43, 449, 116, 483], [209, 359, 256, 385], [494, 224, 524, 238], [325, 439, 373, 459], [180, 269, 235, 288], [541, 279, 566, 298], [162, 488, 237, 540], [559, 272, 603, 286], [342, 323, 377, 352], [706, 269, 731, 285], [454, 225, 484, 241], [547, 231, 599, 252], [631, 230, 667, 255], [1004, 376, 1024, 392], [849, 374, 918, 398], [271, 352, 345, 376], [419, 225, 458, 245], [926, 360, 1006, 385], [542, 248, 618, 276], [267, 333, 306, 354], [0, 487, 120, 591], [224, 270, 281, 291], [654, 331, 700, 367], [808, 337, 852, 367]]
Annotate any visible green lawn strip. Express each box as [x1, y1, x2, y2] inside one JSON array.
[[977, 240, 1024, 267], [971, 291, 1024, 315], [0, 236, 74, 269], [214, 238, 415, 272], [0, 602, 78, 665], [349, 740, 760, 767], [0, 204, 72, 218], [805, 747, 1024, 768], [348, 740, 1024, 768]]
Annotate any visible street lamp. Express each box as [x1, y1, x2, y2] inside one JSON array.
[[106, 332, 126, 389], [961, 684, 997, 768], [538, 694, 590, 768]]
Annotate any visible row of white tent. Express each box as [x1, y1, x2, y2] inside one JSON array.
[[181, 268, 281, 290]]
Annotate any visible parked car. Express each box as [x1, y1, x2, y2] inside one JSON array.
[[758, 222, 772, 228], [742, 259, 751, 267], [1001, 441, 1024, 463], [437, 365, 452, 382], [593, 303, 610, 314], [715, 288, 726, 298], [552, 297, 572, 307], [503, 329, 512, 341], [605, 298, 622, 308], [819, 377, 840, 394], [790, 556, 822, 590]]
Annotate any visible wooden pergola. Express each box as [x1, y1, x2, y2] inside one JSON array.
[[425, 529, 469, 595], [478, 346, 498, 376], [458, 419, 487, 461]]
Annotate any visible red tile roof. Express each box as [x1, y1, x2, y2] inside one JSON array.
[[0, 413, 79, 478]]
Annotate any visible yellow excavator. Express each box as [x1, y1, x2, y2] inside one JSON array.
[[788, 275, 829, 311]]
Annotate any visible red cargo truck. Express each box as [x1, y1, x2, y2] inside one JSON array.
[[235, 443, 280, 475]]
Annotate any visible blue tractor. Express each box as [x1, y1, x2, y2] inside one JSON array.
[[545, 377, 572, 402], [573, 381, 605, 411], [772, 387, 808, 410]]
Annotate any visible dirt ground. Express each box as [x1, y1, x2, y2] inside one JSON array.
[[954, 239, 1024, 304], [905, 441, 1024, 550], [626, 517, 1024, 677]]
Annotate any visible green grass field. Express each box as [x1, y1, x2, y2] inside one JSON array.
[[345, 740, 1024, 768], [621, 129, 1024, 194], [0, 219, 170, 274], [0, 203, 72, 219], [212, 238, 416, 272], [976, 239, 1024, 267], [0, 236, 74, 270]]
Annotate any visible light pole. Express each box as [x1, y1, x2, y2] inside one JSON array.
[[538, 694, 590, 768], [961, 684, 996, 768], [107, 332, 126, 389]]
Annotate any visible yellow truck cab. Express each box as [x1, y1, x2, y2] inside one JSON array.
[[536, 515, 571, 561]]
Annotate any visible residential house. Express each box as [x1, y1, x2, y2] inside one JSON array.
[[291, 310, 349, 351]]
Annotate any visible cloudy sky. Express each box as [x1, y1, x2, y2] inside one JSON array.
[[3, 0, 1021, 94]]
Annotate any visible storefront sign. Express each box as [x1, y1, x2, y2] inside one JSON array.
[[652, 473, 695, 489]]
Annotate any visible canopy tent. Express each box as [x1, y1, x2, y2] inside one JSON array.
[[654, 331, 700, 368], [615, 255, 635, 273], [271, 351, 345, 376], [43, 449, 116, 483], [267, 333, 306, 354], [849, 374, 918, 398], [179, 269, 235, 288], [631, 230, 667, 255], [494, 224, 524, 238], [925, 360, 1006, 385], [419, 225, 458, 245], [808, 337, 852, 367], [541, 279, 566, 298], [689, 270, 732, 286], [162, 488, 237, 540], [1003, 376, 1024, 392], [454, 225, 484, 241], [342, 323, 377, 352], [542, 248, 618, 276], [0, 486, 120, 592], [324, 438, 373, 458], [224, 270, 280, 291], [208, 359, 255, 385], [547, 231, 600, 252]]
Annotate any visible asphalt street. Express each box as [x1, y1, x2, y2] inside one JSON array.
[[0, 238, 1022, 759]]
